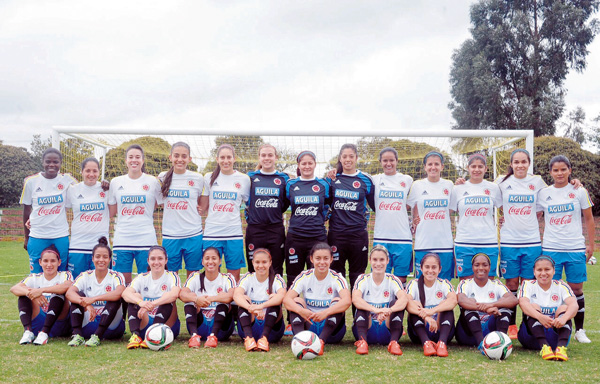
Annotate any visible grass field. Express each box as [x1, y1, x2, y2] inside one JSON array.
[[1, 242, 599, 384]]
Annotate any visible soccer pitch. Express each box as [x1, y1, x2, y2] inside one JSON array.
[[1, 242, 599, 384]]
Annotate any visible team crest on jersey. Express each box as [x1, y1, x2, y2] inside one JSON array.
[[289, 248, 296, 255], [216, 287, 223, 293], [501, 267, 506, 274], [248, 243, 255, 251], [105, 285, 112, 292], [235, 183, 241, 189], [327, 287, 333, 295], [383, 290, 390, 298], [143, 184, 149, 191], [484, 189, 490, 196], [161, 284, 167, 292], [331, 246, 337, 253], [352, 181, 361, 189], [551, 294, 559, 302], [99, 191, 106, 198], [436, 291, 443, 299], [57, 183, 64, 190], [400, 182, 406, 188], [274, 178, 281, 186], [528, 184, 535, 191], [188, 180, 195, 187], [312, 185, 320, 193], [443, 189, 449, 195], [488, 292, 495, 299], [457, 265, 463, 272], [568, 193, 575, 199]]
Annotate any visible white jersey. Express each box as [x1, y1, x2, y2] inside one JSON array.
[[21, 271, 73, 311], [495, 174, 547, 246], [518, 279, 574, 317], [290, 269, 348, 313], [406, 277, 454, 309], [184, 272, 236, 313], [131, 271, 180, 301], [537, 184, 593, 252], [407, 178, 454, 252], [238, 272, 286, 305], [354, 273, 403, 309], [372, 173, 413, 244], [66, 182, 110, 252], [202, 171, 250, 240], [450, 180, 501, 246], [108, 173, 162, 248], [457, 278, 509, 304], [158, 170, 204, 238], [20, 173, 77, 239], [73, 270, 125, 308]]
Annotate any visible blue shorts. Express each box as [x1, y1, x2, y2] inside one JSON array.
[[518, 320, 570, 350], [455, 245, 499, 277], [543, 251, 587, 284], [31, 311, 71, 338], [373, 242, 412, 277], [192, 310, 234, 341], [308, 319, 346, 344], [27, 236, 69, 273], [202, 239, 246, 270], [68, 252, 94, 280], [80, 305, 125, 339], [352, 318, 391, 345], [237, 317, 285, 343], [112, 249, 149, 274], [455, 313, 497, 346], [163, 234, 203, 272], [499, 245, 541, 279], [415, 250, 455, 281], [141, 317, 181, 340], [407, 313, 455, 344]]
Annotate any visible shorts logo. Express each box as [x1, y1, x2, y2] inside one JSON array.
[[274, 178, 281, 186], [331, 246, 337, 253], [443, 189, 449, 195], [400, 182, 406, 188], [457, 266, 463, 272], [161, 284, 167, 291], [216, 287, 223, 293], [327, 287, 333, 295], [551, 294, 559, 302], [436, 291, 443, 299], [383, 290, 390, 298], [30, 264, 33, 271], [112, 260, 116, 267], [248, 243, 255, 251], [484, 189, 490, 196], [501, 267, 506, 274], [488, 292, 495, 299], [57, 183, 64, 190], [99, 191, 106, 198], [568, 193, 575, 199], [528, 184, 535, 191], [105, 286, 112, 292], [312, 185, 320, 193], [188, 180, 195, 187], [235, 183, 241, 189], [143, 184, 149, 191], [289, 248, 296, 255], [353, 181, 361, 189]]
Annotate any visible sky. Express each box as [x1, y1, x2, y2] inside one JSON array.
[[1, 0, 599, 150]]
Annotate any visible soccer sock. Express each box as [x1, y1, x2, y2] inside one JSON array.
[[70, 303, 85, 336], [575, 295, 585, 331], [127, 303, 142, 337], [556, 319, 572, 348], [497, 308, 513, 334], [95, 300, 121, 338], [389, 310, 404, 342], [154, 304, 174, 325], [210, 304, 228, 335], [17, 296, 33, 330], [438, 310, 455, 343], [319, 312, 344, 344], [289, 311, 305, 334], [526, 316, 548, 346], [408, 314, 429, 344], [463, 311, 484, 345], [184, 303, 199, 335], [41, 296, 64, 333], [121, 298, 128, 321], [509, 290, 518, 325], [354, 309, 369, 341], [262, 306, 281, 338], [238, 307, 254, 337]]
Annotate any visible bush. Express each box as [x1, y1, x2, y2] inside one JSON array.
[[0, 144, 38, 206]]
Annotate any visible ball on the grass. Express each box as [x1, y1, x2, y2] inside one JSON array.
[[291, 330, 321, 360], [482, 331, 512, 360], [144, 323, 174, 351]]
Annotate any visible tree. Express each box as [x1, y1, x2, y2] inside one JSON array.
[[449, 0, 599, 136], [30, 134, 52, 165], [59, 138, 95, 179], [561, 107, 587, 145], [586, 113, 600, 153], [0, 144, 38, 206]]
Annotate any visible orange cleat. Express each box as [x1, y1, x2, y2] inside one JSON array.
[[244, 336, 257, 352], [354, 338, 369, 355], [188, 335, 201, 349], [423, 340, 437, 356], [318, 338, 325, 356], [256, 336, 270, 352], [507, 325, 518, 340], [387, 340, 403, 356], [204, 335, 218, 348], [436, 341, 448, 357]]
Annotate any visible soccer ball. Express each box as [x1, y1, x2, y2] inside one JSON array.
[[291, 331, 322, 360], [588, 256, 597, 265], [144, 323, 174, 351], [482, 331, 512, 360]]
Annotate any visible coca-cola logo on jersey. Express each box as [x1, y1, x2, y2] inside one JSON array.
[[294, 206, 318, 216], [121, 206, 145, 216], [508, 206, 532, 215], [423, 210, 446, 220], [212, 203, 235, 212], [378, 201, 402, 211], [80, 212, 103, 222], [464, 207, 489, 217], [334, 200, 358, 211], [255, 198, 278, 208], [167, 201, 189, 210], [38, 206, 61, 216], [550, 215, 572, 225]]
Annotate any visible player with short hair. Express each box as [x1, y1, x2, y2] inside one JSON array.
[[536, 155, 595, 344], [352, 245, 408, 355], [406, 253, 457, 357], [10, 245, 73, 345], [65, 237, 126, 347], [283, 242, 352, 355], [180, 247, 236, 349], [159, 141, 205, 277], [234, 248, 287, 352], [518, 255, 578, 361], [122, 246, 181, 349], [21, 147, 77, 272]]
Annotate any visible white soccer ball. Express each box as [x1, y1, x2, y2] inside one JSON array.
[[144, 323, 174, 351], [588, 256, 597, 265], [482, 331, 512, 360], [291, 330, 322, 360]]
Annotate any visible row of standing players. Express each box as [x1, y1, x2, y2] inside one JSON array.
[[18, 143, 595, 351]]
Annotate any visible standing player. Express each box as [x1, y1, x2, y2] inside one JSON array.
[[537, 155, 595, 344], [283, 243, 352, 355], [407, 151, 455, 281], [455, 253, 518, 351], [352, 245, 407, 355], [202, 144, 251, 282], [371, 148, 413, 283], [450, 153, 501, 279], [406, 253, 457, 357], [122, 245, 181, 349], [518, 256, 578, 361], [66, 157, 110, 279], [159, 142, 205, 277], [245, 144, 289, 275], [234, 249, 287, 352], [66, 237, 126, 347], [10, 246, 73, 345], [21, 148, 77, 272], [180, 247, 236, 348], [108, 144, 162, 284]]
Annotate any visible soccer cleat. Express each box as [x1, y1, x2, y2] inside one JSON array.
[[507, 324, 518, 340], [423, 340, 437, 356], [85, 334, 101, 347], [284, 324, 293, 336], [256, 336, 270, 352], [554, 346, 568, 361], [68, 334, 85, 347], [354, 338, 369, 355], [188, 335, 202, 349], [244, 336, 257, 352], [318, 339, 325, 356], [204, 335, 218, 348], [19, 330, 35, 345], [127, 334, 143, 349], [540, 344, 555, 360], [574, 329, 591, 343], [436, 341, 448, 357], [477, 341, 485, 356], [33, 331, 49, 346], [387, 340, 403, 356], [139, 339, 148, 349]]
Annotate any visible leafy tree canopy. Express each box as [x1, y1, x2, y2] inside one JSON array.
[[0, 144, 38, 206]]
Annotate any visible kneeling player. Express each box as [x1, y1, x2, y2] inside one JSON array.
[[180, 247, 236, 348], [283, 242, 351, 355], [234, 249, 287, 352], [352, 245, 407, 355], [10, 246, 73, 345], [455, 253, 518, 352], [518, 255, 578, 361], [122, 246, 181, 349], [66, 237, 126, 347]]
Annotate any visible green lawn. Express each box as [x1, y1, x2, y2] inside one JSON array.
[[1, 242, 599, 383]]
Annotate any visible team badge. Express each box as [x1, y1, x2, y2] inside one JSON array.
[[528, 184, 535, 191], [568, 193, 575, 199], [29, 264, 33, 271], [457, 266, 463, 272], [112, 260, 116, 267], [216, 287, 223, 294], [484, 189, 490, 196], [99, 191, 106, 198], [436, 291, 443, 299], [400, 182, 406, 188], [188, 180, 195, 187], [327, 287, 333, 295], [143, 184, 149, 191], [383, 290, 390, 298], [235, 183, 241, 189], [274, 178, 281, 186], [248, 243, 255, 251], [105, 286, 112, 292], [161, 284, 167, 291], [443, 189, 449, 195], [57, 183, 64, 190], [488, 292, 495, 299], [331, 246, 337, 253], [353, 181, 361, 189], [312, 185, 320, 193], [289, 248, 296, 255], [551, 294, 559, 302], [501, 267, 507, 275]]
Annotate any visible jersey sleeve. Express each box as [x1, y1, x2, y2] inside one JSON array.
[[19, 175, 34, 205], [153, 177, 163, 205], [183, 272, 199, 290], [405, 279, 418, 300], [332, 271, 349, 291], [168, 271, 181, 288], [353, 274, 368, 292], [449, 187, 458, 211], [290, 272, 307, 295], [578, 187, 593, 210], [517, 280, 529, 299], [558, 280, 575, 300], [113, 271, 126, 287], [224, 273, 236, 292], [21, 274, 36, 288], [241, 174, 251, 202], [406, 181, 418, 207], [272, 274, 286, 293], [73, 273, 87, 291], [238, 273, 251, 292], [130, 274, 143, 293], [493, 280, 510, 297], [108, 179, 118, 205], [456, 279, 467, 295], [491, 183, 502, 208], [390, 275, 403, 295], [441, 279, 454, 295], [65, 187, 74, 209], [364, 173, 376, 211], [202, 173, 211, 197]]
